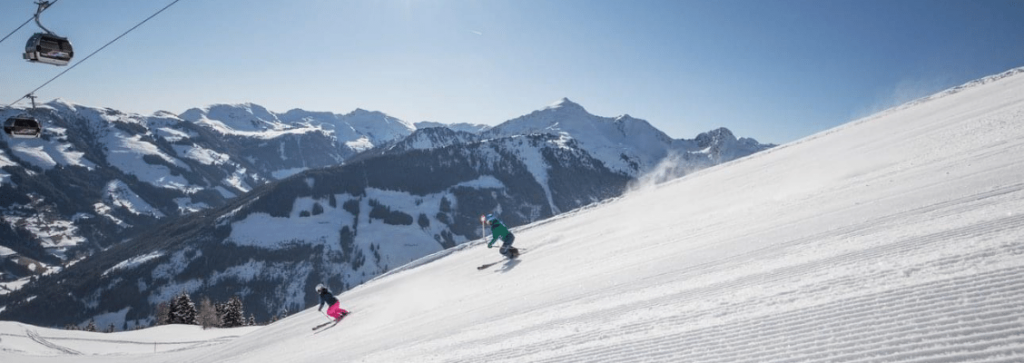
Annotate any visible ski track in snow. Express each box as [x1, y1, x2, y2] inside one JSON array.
[[0, 327, 249, 357], [363, 195, 1024, 363], [25, 330, 81, 355], [458, 237, 1024, 363]]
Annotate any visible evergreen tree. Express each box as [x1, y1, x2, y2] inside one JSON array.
[[169, 291, 198, 325], [215, 302, 227, 327], [248, 314, 256, 326], [232, 296, 245, 320], [107, 323, 116, 333], [182, 292, 199, 325], [221, 296, 245, 328], [85, 319, 97, 332], [167, 295, 180, 324], [167, 296, 180, 324]]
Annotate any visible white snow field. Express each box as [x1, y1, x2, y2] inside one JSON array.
[[0, 322, 259, 356], [4, 67, 1024, 362]]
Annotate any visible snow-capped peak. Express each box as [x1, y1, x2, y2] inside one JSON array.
[[344, 108, 415, 130], [544, 97, 588, 113], [695, 127, 737, 147], [178, 103, 416, 148], [486, 98, 680, 175], [178, 103, 285, 134], [49, 98, 78, 110]]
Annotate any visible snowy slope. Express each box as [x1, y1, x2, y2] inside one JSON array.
[[3, 67, 1024, 362], [386, 127, 481, 151], [0, 322, 258, 356], [179, 103, 288, 134], [0, 100, 264, 275], [1, 100, 416, 291]]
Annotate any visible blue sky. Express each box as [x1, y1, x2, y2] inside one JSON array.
[[1, 0, 1022, 144]]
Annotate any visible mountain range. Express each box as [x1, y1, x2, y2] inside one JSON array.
[[0, 98, 772, 328]]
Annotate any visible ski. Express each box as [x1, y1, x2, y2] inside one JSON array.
[[477, 248, 527, 270], [312, 312, 352, 331], [312, 321, 334, 331]]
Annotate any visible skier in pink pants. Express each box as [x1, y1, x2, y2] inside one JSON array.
[[316, 283, 350, 321]]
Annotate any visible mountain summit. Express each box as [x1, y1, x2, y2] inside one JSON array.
[[544, 97, 589, 113], [487, 98, 771, 176]]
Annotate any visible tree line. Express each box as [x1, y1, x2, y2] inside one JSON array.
[[64, 291, 289, 332]]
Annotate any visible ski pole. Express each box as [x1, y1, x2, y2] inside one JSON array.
[[480, 214, 486, 243]]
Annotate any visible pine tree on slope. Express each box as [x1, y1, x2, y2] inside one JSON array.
[[170, 291, 198, 325], [221, 296, 245, 328]]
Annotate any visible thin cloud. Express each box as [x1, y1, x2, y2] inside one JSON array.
[[469, 30, 483, 36]]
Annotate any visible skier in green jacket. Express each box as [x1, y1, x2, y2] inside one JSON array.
[[486, 213, 519, 259]]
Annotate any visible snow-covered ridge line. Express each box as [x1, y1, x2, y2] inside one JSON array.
[[102, 251, 164, 277], [867, 66, 1024, 123]]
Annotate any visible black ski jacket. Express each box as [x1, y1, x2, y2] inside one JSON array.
[[318, 290, 339, 311]]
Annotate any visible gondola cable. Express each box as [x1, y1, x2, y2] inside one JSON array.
[[6, 0, 183, 107], [0, 17, 34, 45], [0, 0, 61, 45]]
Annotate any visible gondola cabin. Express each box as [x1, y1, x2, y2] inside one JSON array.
[[3, 116, 42, 138], [23, 32, 73, 66]]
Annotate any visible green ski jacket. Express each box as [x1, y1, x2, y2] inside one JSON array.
[[488, 223, 511, 248]]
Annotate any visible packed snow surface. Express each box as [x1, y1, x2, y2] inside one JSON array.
[[0, 322, 257, 356], [2, 68, 1024, 362]]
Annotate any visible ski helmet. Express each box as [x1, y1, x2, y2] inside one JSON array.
[[315, 283, 325, 293], [486, 213, 497, 222]]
